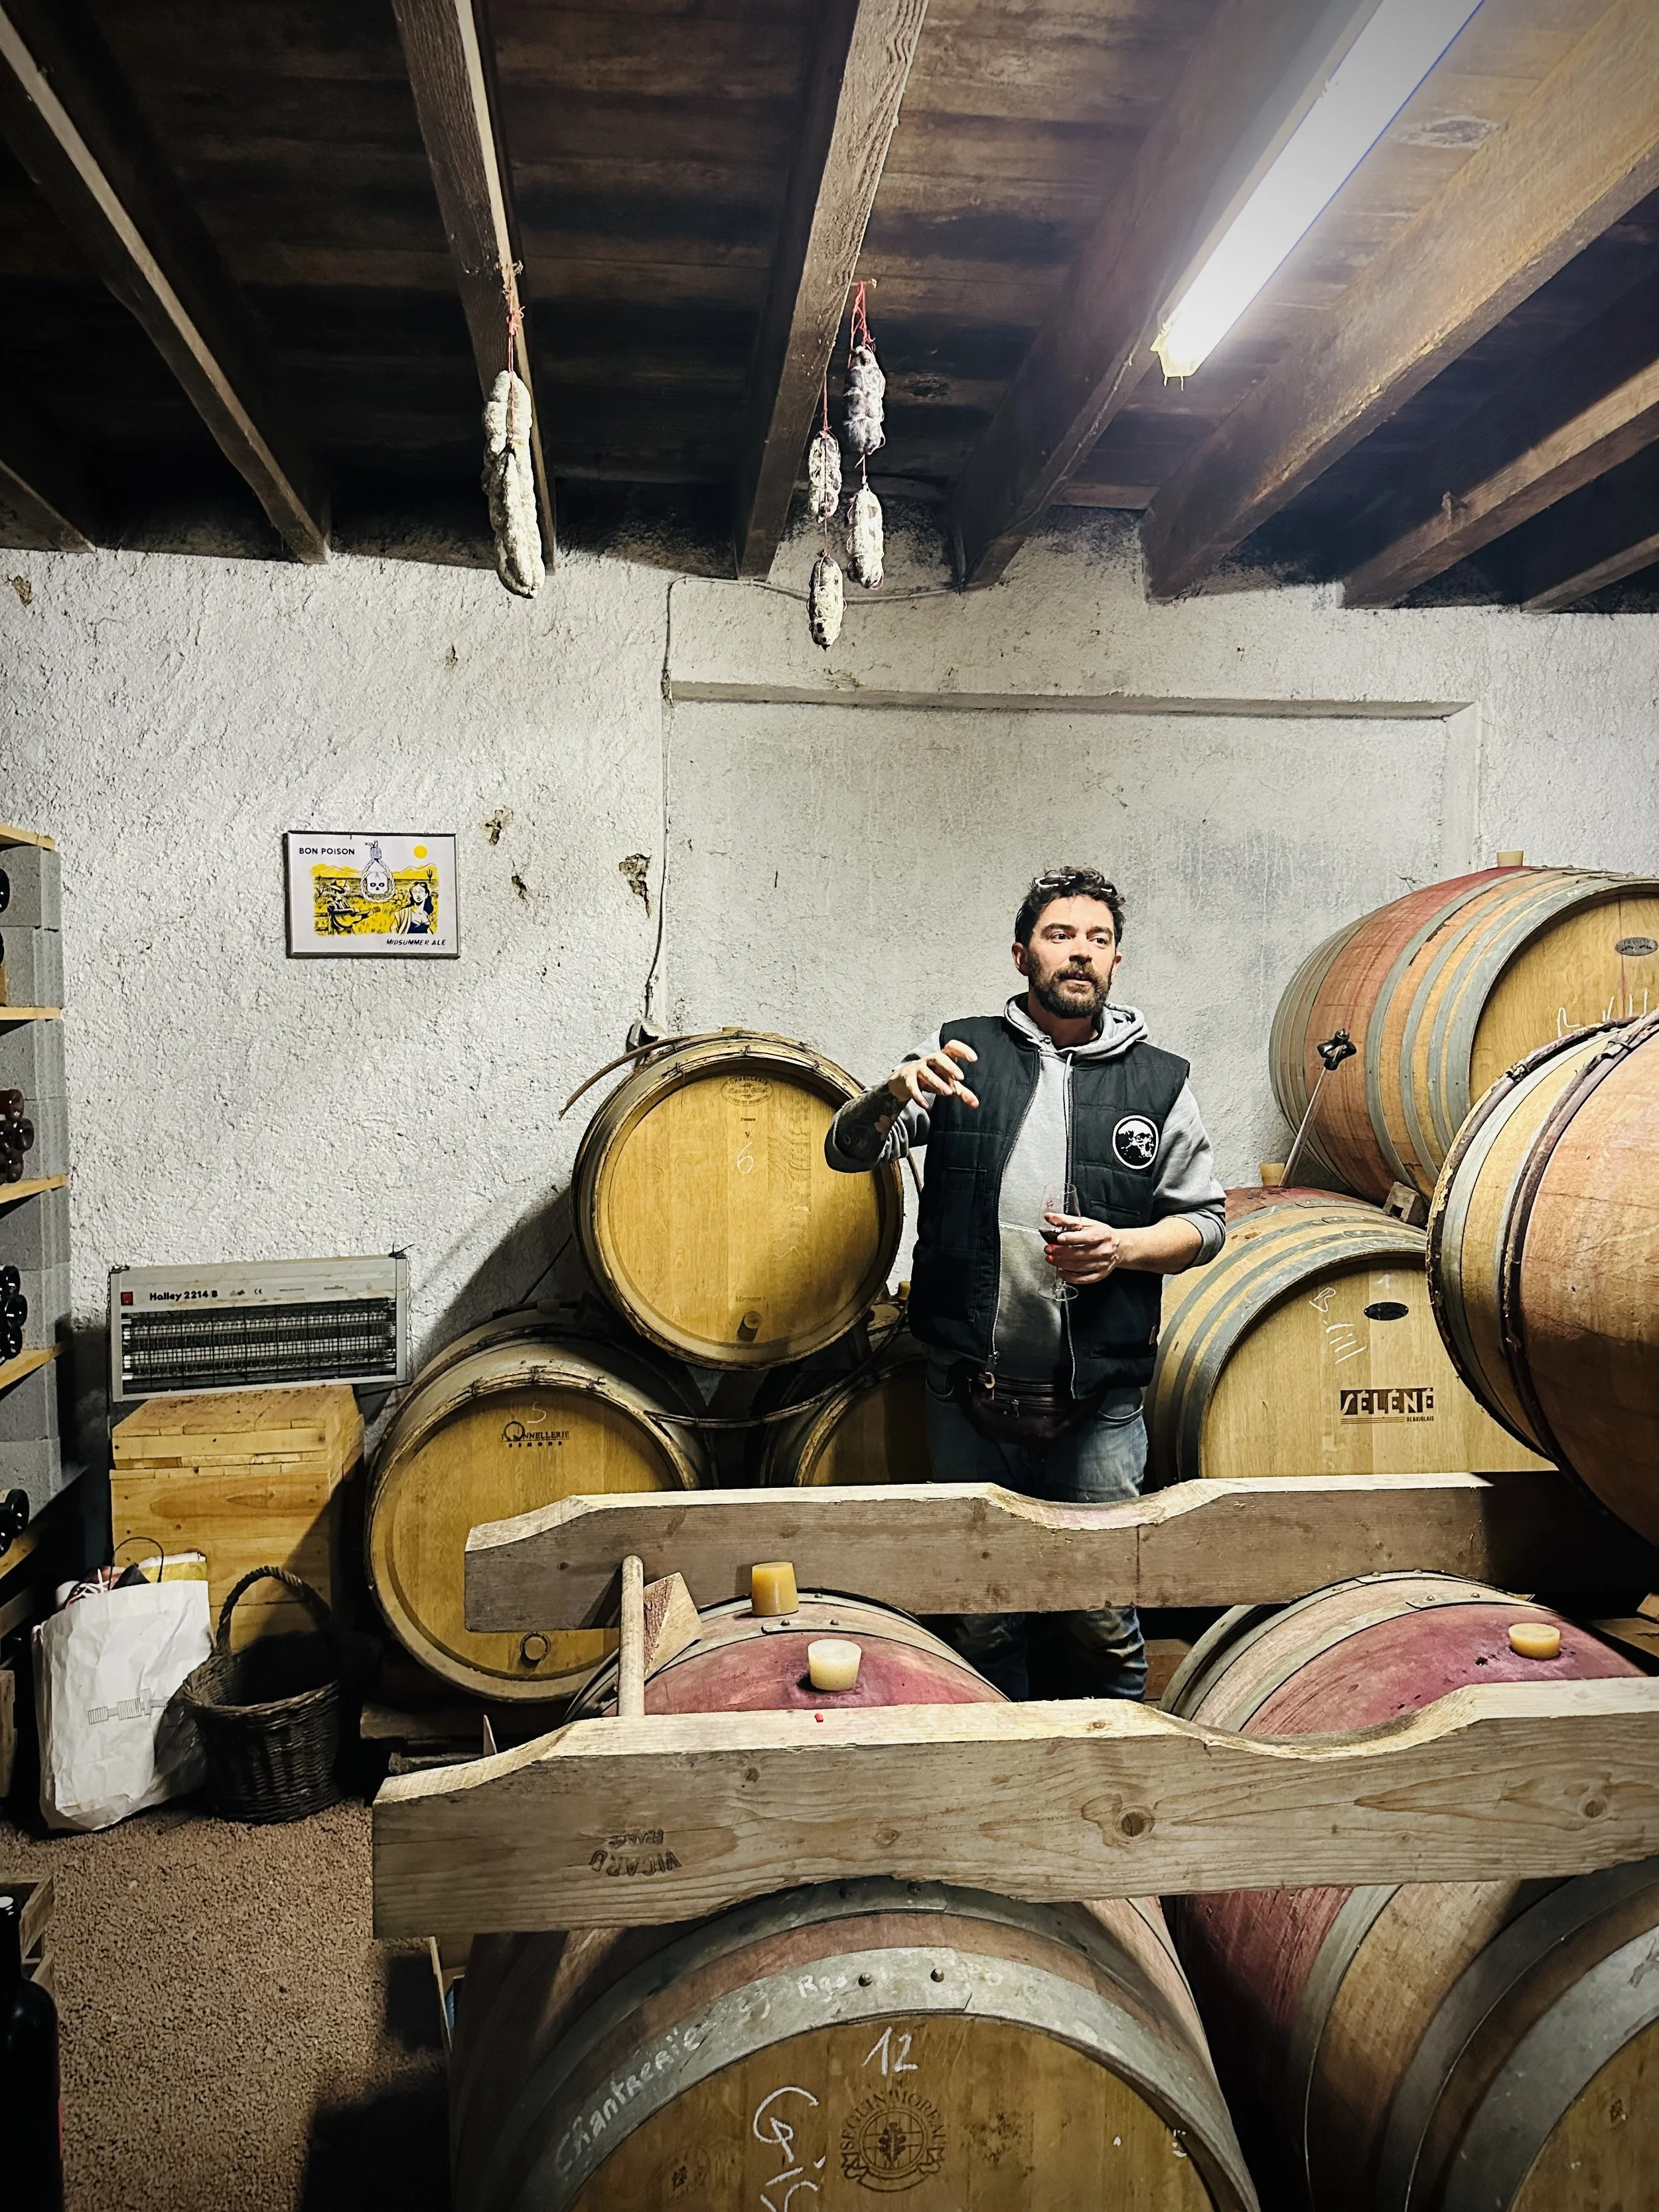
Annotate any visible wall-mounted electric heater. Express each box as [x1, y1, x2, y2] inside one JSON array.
[[109, 1254, 409, 1402]]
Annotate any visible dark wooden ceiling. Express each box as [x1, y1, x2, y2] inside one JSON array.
[[1, 0, 1658, 608]]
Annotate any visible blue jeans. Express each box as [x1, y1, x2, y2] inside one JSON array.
[[923, 1369, 1147, 1702]]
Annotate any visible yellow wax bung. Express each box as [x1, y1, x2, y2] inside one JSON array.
[[750, 1560, 798, 1615], [1508, 1620, 1561, 1660], [807, 1638, 862, 1691]]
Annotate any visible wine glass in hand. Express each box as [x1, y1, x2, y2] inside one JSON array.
[[1041, 1183, 1080, 1303]]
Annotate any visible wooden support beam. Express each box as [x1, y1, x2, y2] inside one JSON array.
[[1142, 0, 1659, 600], [731, 0, 927, 581], [464, 1472, 1646, 1633], [1342, 287, 1659, 607], [1050, 482, 1159, 511], [946, 0, 1358, 589], [0, 396, 94, 552], [389, 0, 555, 565], [1506, 442, 1659, 611], [373, 1676, 1659, 1935], [0, 454, 90, 554], [0, 0, 327, 563]]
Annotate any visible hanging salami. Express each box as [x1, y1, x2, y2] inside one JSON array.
[[808, 553, 844, 648]]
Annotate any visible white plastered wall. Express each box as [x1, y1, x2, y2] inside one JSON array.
[[3, 510, 1657, 1436]]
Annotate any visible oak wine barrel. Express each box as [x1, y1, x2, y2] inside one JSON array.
[[1429, 1009, 1659, 1543], [1270, 867, 1659, 1201], [573, 1029, 904, 1368], [1147, 1189, 1546, 1487], [367, 1325, 705, 1700], [1165, 1574, 1652, 2211], [451, 1592, 1257, 2212], [750, 1316, 928, 1486]]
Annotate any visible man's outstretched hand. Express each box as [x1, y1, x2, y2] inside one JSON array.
[[888, 1039, 979, 1110]]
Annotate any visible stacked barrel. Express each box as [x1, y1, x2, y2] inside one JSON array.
[[1157, 863, 1659, 2205], [1165, 1576, 1659, 2211], [1260, 863, 1659, 1536], [1141, 866, 1659, 1490], [368, 1319, 708, 1699], [366, 1031, 917, 1701], [453, 1589, 1258, 2212], [1269, 865, 1659, 1203], [1429, 1010, 1659, 1542], [1147, 1187, 1542, 1487]]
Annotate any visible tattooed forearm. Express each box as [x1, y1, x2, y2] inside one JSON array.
[[834, 1083, 904, 1164]]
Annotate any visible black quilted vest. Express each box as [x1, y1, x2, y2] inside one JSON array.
[[907, 1013, 1190, 1391]]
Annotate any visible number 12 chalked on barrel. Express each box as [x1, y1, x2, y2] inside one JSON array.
[[573, 1032, 904, 1367], [1271, 867, 1659, 1203]]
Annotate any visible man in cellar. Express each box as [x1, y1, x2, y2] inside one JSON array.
[[826, 866, 1226, 1701]]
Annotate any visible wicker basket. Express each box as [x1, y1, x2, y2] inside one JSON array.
[[181, 1568, 348, 1822]]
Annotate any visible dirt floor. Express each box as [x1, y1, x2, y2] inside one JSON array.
[[0, 1795, 449, 2211]]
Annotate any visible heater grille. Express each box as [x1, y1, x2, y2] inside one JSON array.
[[109, 1256, 409, 1401]]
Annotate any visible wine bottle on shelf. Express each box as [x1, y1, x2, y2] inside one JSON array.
[[0, 1890, 64, 2211]]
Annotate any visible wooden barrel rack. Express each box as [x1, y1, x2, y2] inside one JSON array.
[[1429, 1008, 1659, 1543], [448, 1591, 1258, 2212], [1148, 1189, 1545, 1487], [1165, 1573, 1654, 2211], [572, 1029, 904, 1369], [1270, 867, 1659, 1201]]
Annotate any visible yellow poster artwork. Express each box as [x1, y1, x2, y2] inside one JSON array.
[[285, 832, 459, 958]]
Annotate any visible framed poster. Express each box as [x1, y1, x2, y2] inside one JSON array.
[[284, 831, 459, 958]]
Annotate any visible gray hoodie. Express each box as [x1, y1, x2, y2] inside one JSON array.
[[827, 997, 1226, 1382]]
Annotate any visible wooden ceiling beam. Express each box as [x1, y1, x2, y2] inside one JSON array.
[[946, 0, 1365, 591], [1342, 285, 1659, 607], [390, 0, 555, 566], [0, 0, 328, 563], [0, 415, 94, 553], [1506, 444, 1659, 611], [1143, 0, 1659, 601], [731, 0, 928, 583]]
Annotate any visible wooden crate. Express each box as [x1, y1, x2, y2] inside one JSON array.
[[111, 1386, 362, 1643]]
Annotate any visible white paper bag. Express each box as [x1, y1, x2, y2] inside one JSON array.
[[34, 1581, 212, 1831]]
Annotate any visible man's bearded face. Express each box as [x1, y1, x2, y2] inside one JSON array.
[[1017, 895, 1120, 1019]]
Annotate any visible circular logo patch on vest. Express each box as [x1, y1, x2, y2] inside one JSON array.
[[1112, 1113, 1159, 1169]]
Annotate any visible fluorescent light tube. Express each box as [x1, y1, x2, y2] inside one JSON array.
[[1153, 0, 1486, 380]]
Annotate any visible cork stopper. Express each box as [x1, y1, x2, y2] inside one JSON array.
[[1508, 1620, 1561, 1660], [751, 1561, 798, 1616]]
